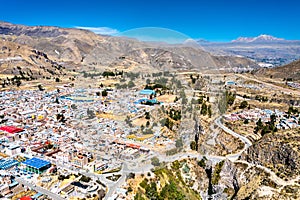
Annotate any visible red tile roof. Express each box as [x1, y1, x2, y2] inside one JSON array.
[[0, 126, 23, 134], [19, 196, 32, 200]]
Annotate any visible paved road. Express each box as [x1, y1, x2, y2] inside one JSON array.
[[215, 116, 252, 161], [15, 178, 65, 200], [42, 157, 118, 197], [235, 160, 300, 187], [236, 74, 300, 96], [215, 118, 300, 187], [104, 163, 129, 200]]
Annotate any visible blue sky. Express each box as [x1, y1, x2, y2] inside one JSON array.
[[1, 0, 300, 41]]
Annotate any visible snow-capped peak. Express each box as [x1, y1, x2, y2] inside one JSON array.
[[232, 34, 284, 43]]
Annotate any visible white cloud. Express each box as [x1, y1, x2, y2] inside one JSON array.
[[75, 26, 119, 35]]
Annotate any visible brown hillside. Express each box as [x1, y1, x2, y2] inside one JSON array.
[[255, 59, 300, 81]]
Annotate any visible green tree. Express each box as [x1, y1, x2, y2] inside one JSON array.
[[145, 182, 158, 200], [128, 186, 133, 193], [288, 106, 298, 115], [175, 137, 183, 148], [16, 79, 22, 87], [128, 80, 135, 88], [226, 91, 236, 107], [134, 193, 145, 200], [87, 108, 95, 119], [165, 118, 173, 130], [151, 157, 160, 166], [201, 102, 208, 115], [37, 84, 44, 91], [159, 180, 185, 200], [102, 71, 115, 77], [102, 90, 108, 97], [239, 101, 248, 109], [212, 160, 225, 185], [80, 175, 91, 183], [198, 96, 204, 104], [55, 97, 60, 104], [261, 126, 270, 136], [190, 141, 197, 150], [254, 118, 263, 134], [208, 105, 212, 118], [198, 157, 207, 168], [174, 96, 179, 103], [145, 112, 150, 119], [71, 104, 77, 109], [146, 121, 150, 127], [256, 118, 263, 129]]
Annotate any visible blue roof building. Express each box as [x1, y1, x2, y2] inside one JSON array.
[[32, 193, 43, 199], [139, 89, 155, 96], [22, 157, 51, 174], [226, 81, 236, 85], [134, 98, 158, 105], [0, 159, 19, 170]]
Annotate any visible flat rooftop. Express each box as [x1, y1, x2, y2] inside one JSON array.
[[22, 157, 51, 169], [139, 89, 155, 95]]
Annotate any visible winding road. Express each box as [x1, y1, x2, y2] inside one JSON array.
[[236, 74, 300, 96], [215, 116, 252, 161], [214, 116, 300, 188], [235, 160, 300, 187]]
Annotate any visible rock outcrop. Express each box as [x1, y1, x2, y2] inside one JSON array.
[[240, 130, 300, 179]]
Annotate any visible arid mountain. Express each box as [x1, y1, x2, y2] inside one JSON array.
[[110, 47, 216, 72], [0, 37, 76, 89], [3, 26, 104, 64], [255, 59, 300, 81], [0, 21, 70, 37], [0, 22, 258, 73], [0, 39, 69, 78]]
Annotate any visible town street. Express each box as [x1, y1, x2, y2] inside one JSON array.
[[15, 178, 65, 200]]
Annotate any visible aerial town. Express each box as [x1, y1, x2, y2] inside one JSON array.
[[0, 83, 172, 199], [0, 67, 300, 199], [1, 4, 300, 199]]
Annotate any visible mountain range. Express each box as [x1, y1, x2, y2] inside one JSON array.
[[196, 34, 299, 44], [2, 21, 300, 78], [0, 21, 259, 76], [198, 35, 300, 66], [231, 34, 286, 43]]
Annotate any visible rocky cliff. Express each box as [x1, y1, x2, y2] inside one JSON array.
[[240, 129, 300, 179]]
